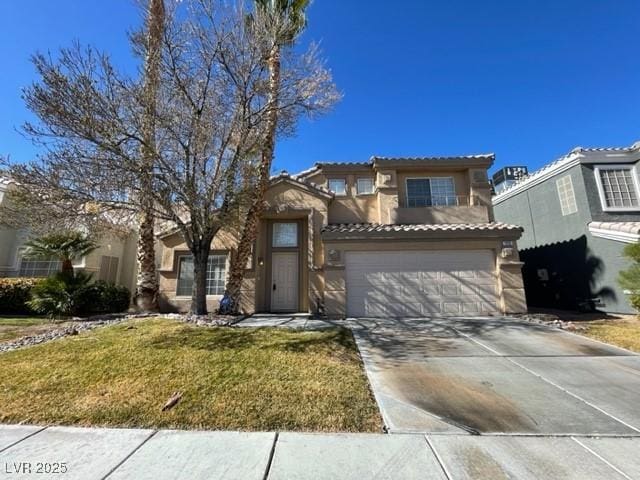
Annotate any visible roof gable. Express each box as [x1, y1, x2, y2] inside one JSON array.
[[268, 172, 333, 199]]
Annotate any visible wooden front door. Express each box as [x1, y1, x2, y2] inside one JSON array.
[[271, 252, 299, 312]]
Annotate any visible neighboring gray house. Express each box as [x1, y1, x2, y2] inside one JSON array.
[[492, 141, 640, 314]]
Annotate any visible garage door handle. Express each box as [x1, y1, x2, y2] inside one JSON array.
[[273, 283, 276, 291]]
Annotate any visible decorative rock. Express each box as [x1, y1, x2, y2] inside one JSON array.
[[0, 312, 246, 353], [510, 313, 587, 331]]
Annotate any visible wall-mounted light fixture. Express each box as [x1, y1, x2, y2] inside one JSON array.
[[258, 257, 264, 267]]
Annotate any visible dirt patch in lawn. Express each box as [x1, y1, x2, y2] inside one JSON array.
[[0, 318, 382, 432]]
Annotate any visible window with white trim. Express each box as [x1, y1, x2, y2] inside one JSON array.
[[19, 257, 61, 277], [328, 179, 346, 196], [272, 222, 298, 248], [556, 175, 578, 216], [595, 166, 639, 211], [406, 178, 456, 207], [356, 178, 374, 195], [176, 254, 227, 296]]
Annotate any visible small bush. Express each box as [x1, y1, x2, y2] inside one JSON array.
[[27, 271, 93, 317], [27, 273, 131, 317], [0, 278, 42, 315], [75, 281, 131, 315]]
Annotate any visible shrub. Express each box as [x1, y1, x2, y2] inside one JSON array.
[[27, 273, 131, 317], [75, 281, 131, 315], [27, 271, 93, 317], [0, 278, 42, 314]]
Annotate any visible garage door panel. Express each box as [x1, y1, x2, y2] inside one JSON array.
[[346, 250, 499, 317], [462, 302, 481, 314], [422, 285, 441, 296], [420, 271, 441, 280], [441, 284, 461, 296]]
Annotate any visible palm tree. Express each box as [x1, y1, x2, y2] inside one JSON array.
[[23, 232, 98, 278], [223, 0, 310, 313], [135, 0, 165, 312]]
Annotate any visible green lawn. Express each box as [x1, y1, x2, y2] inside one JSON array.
[[582, 317, 640, 353], [0, 317, 69, 343], [0, 318, 382, 432]]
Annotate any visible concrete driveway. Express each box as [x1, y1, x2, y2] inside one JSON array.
[[350, 316, 640, 435]]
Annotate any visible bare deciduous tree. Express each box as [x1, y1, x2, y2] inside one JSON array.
[[2, 0, 339, 315]]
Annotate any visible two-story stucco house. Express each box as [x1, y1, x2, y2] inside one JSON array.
[[493, 141, 640, 314], [157, 154, 526, 317], [0, 177, 138, 291]]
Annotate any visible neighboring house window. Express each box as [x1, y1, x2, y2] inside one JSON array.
[[406, 178, 456, 207], [273, 222, 298, 248], [556, 175, 578, 216], [176, 254, 227, 296], [594, 165, 640, 211], [98, 256, 119, 284], [19, 257, 61, 277], [328, 179, 347, 196], [356, 178, 375, 195]]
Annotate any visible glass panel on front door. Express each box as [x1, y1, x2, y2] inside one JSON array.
[[273, 222, 298, 248]]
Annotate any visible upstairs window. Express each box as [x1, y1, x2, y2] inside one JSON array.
[[406, 178, 456, 207], [328, 179, 346, 196], [176, 254, 227, 297], [556, 175, 578, 216], [595, 166, 640, 211], [356, 178, 374, 195]]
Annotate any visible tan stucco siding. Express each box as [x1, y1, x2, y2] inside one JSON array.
[[157, 229, 240, 313], [307, 166, 493, 225], [396, 171, 470, 208], [157, 180, 331, 314]]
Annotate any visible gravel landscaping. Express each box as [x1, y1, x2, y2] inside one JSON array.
[[0, 313, 246, 353]]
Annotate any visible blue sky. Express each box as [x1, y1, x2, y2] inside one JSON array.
[[1, 1, 639, 176]]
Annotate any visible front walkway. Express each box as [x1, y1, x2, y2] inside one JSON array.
[[1, 425, 639, 479]]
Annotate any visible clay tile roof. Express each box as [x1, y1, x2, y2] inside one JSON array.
[[371, 154, 495, 162], [270, 170, 332, 195], [322, 222, 523, 234], [589, 221, 640, 235], [317, 161, 372, 167]]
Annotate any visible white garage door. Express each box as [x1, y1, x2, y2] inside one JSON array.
[[345, 250, 498, 317]]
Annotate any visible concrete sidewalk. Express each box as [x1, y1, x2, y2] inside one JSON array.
[[1, 425, 639, 479]]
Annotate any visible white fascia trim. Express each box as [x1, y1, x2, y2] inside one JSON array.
[[493, 154, 582, 205], [588, 226, 640, 244]]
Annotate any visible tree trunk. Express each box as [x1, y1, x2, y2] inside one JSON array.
[[135, 208, 159, 311], [61, 258, 74, 278], [224, 47, 281, 313], [190, 240, 211, 315], [135, 0, 165, 312]]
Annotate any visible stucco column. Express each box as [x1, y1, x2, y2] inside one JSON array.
[[496, 242, 527, 313], [469, 169, 494, 221], [323, 244, 347, 318]]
